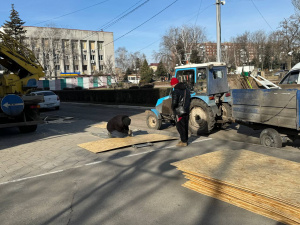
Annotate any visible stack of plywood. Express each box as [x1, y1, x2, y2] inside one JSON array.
[[171, 150, 300, 225]]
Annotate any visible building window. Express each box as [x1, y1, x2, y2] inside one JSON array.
[[81, 41, 87, 50], [83, 55, 87, 60], [91, 55, 95, 60], [75, 65, 79, 71], [73, 55, 78, 60], [55, 65, 60, 71], [98, 42, 103, 50], [72, 40, 78, 51], [100, 65, 104, 71], [54, 54, 59, 63], [99, 55, 103, 60], [64, 65, 70, 71], [90, 42, 95, 50], [44, 39, 50, 48], [83, 65, 87, 71]]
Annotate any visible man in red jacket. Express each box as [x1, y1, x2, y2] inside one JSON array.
[[107, 115, 133, 138]]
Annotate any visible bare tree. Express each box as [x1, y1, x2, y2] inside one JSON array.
[[128, 51, 146, 73], [26, 24, 68, 79], [179, 25, 207, 62], [276, 14, 300, 69], [154, 25, 207, 72], [103, 55, 115, 75], [292, 0, 300, 12], [250, 30, 267, 69], [115, 47, 129, 73]]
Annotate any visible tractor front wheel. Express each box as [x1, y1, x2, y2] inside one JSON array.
[[146, 111, 162, 130]]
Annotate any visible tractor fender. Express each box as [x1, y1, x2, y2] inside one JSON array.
[[149, 109, 162, 120], [191, 97, 218, 116]]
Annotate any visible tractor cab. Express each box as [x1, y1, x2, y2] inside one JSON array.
[[174, 62, 229, 96]]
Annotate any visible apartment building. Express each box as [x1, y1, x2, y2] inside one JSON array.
[[24, 26, 114, 79]]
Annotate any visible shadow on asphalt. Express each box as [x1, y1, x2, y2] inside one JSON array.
[[0, 103, 151, 150]]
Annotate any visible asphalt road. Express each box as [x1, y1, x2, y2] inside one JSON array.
[[0, 102, 299, 225]]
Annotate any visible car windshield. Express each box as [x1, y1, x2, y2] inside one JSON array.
[[280, 71, 299, 84]]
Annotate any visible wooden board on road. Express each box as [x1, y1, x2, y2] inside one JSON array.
[[78, 133, 177, 153], [93, 122, 108, 129], [172, 150, 300, 225]]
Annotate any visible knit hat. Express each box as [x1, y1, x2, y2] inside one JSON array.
[[122, 117, 131, 126], [170, 77, 179, 86]]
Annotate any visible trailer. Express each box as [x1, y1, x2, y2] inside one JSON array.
[[231, 88, 300, 148]]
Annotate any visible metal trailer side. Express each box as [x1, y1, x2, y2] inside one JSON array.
[[231, 89, 300, 147]]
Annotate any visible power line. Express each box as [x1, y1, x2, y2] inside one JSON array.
[[250, 0, 274, 31], [33, 0, 111, 26], [71, 0, 151, 42], [100, 0, 151, 31], [194, 0, 203, 26], [104, 0, 180, 47], [136, 3, 214, 54], [138, 39, 160, 52]]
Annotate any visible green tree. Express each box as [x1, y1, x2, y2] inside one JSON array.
[[3, 4, 27, 43], [135, 57, 141, 70], [140, 59, 153, 83], [156, 60, 167, 77], [125, 67, 132, 76], [190, 49, 201, 63]]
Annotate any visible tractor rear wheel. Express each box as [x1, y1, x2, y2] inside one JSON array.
[[189, 99, 215, 135]]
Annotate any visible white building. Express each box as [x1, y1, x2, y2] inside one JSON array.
[[23, 26, 114, 79]]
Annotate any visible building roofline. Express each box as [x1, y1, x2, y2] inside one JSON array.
[[23, 26, 113, 34]]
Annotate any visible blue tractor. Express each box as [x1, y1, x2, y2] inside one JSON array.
[[146, 62, 232, 135]]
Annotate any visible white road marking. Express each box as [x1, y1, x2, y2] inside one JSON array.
[[0, 138, 212, 186], [0, 170, 63, 185]]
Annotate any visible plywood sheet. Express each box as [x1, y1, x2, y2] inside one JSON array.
[[93, 122, 108, 129], [78, 134, 177, 153], [183, 174, 300, 223], [172, 150, 300, 207], [184, 181, 299, 225]]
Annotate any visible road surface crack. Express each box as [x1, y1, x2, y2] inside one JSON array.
[[67, 180, 78, 225]]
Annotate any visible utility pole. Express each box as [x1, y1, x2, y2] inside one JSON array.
[[216, 0, 225, 62]]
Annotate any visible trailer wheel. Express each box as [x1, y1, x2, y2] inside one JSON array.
[[260, 128, 282, 148], [189, 99, 215, 135], [146, 111, 162, 130]]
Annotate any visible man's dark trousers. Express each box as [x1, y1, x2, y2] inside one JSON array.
[[176, 115, 189, 143]]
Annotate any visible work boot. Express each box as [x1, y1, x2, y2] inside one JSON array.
[[176, 141, 188, 147]]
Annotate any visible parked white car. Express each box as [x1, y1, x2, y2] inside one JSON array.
[[30, 91, 60, 110]]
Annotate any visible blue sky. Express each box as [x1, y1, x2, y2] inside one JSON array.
[[0, 0, 296, 62]]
